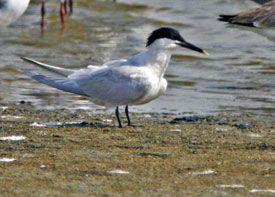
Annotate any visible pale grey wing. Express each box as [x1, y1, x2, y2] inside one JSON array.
[[102, 59, 127, 67], [71, 67, 150, 106], [86, 59, 127, 70], [26, 71, 87, 96]]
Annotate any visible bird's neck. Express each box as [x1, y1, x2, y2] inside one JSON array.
[[128, 44, 172, 78], [145, 46, 172, 78]]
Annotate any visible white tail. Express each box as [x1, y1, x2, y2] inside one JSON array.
[[25, 70, 87, 96]]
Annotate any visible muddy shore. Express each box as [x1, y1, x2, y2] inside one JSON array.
[[0, 102, 274, 196]]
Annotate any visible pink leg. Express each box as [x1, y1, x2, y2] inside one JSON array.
[[60, 1, 66, 26]]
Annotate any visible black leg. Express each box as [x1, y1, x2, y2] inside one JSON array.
[[40, 0, 46, 31], [115, 106, 122, 128], [69, 0, 73, 14], [125, 105, 131, 126], [64, 0, 68, 15]]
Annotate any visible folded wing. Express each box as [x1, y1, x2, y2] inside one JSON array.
[[70, 66, 152, 106]]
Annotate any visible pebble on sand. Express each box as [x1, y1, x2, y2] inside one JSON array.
[[0, 158, 16, 163], [108, 170, 130, 175], [0, 135, 26, 141]]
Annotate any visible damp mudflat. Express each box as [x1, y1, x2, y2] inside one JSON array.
[[0, 103, 274, 196], [0, 0, 274, 117]]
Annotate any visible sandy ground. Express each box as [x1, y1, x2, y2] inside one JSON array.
[[0, 102, 274, 196]]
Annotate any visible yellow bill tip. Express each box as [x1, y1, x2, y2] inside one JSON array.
[[202, 50, 209, 56]]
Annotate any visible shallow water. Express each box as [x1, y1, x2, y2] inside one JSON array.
[[0, 0, 274, 118]]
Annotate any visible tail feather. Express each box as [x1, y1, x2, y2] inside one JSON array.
[[26, 70, 87, 96], [21, 57, 75, 77], [218, 15, 237, 22], [218, 14, 255, 27]]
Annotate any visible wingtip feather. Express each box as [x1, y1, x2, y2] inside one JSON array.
[[218, 14, 237, 22], [20, 57, 38, 64], [24, 70, 40, 78]]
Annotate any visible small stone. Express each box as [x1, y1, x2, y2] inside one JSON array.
[[108, 170, 129, 175], [0, 158, 16, 163], [170, 128, 181, 132], [190, 169, 217, 176], [0, 136, 26, 141], [215, 128, 228, 132], [218, 184, 245, 189], [234, 122, 252, 129], [249, 189, 275, 194]]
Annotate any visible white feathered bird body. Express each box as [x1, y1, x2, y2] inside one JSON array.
[[23, 40, 172, 107]]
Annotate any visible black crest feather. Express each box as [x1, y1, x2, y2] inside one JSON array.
[[146, 27, 185, 47]]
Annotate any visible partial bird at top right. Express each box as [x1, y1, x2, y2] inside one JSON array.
[[251, 0, 272, 4], [218, 0, 275, 28]]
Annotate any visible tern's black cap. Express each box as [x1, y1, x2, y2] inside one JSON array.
[[146, 27, 185, 47]]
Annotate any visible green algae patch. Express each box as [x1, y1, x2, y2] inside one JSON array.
[[0, 103, 274, 196]]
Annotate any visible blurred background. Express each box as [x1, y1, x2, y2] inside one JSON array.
[[0, 0, 274, 118]]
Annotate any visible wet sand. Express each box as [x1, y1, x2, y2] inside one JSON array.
[[0, 102, 274, 196]]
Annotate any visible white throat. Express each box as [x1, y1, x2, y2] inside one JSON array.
[[128, 39, 173, 79], [146, 43, 172, 78]]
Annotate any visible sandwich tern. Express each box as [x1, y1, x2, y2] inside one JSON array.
[[0, 0, 30, 27], [218, 0, 275, 28], [21, 27, 208, 128]]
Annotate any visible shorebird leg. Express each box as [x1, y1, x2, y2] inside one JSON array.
[[40, 0, 46, 30], [69, 0, 73, 14], [60, 0, 66, 26], [125, 105, 131, 126], [64, 0, 68, 15], [115, 106, 122, 128]]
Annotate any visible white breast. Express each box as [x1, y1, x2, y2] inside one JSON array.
[[133, 77, 167, 105]]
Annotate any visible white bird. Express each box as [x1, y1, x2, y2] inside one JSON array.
[[21, 27, 208, 128], [0, 0, 30, 27]]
